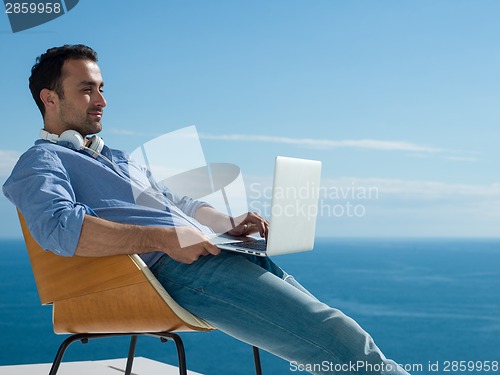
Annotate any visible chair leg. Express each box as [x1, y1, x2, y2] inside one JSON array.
[[48, 333, 133, 375], [125, 335, 138, 375], [150, 332, 187, 375], [168, 334, 187, 375], [48, 334, 90, 375], [48, 332, 257, 375], [252, 346, 263, 375]]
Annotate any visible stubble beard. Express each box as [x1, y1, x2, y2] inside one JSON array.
[[59, 100, 103, 136]]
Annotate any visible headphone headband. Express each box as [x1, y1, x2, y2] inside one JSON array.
[[39, 129, 104, 158], [39, 129, 60, 143]]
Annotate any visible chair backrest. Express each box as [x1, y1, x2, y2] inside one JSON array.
[[17, 210, 213, 334]]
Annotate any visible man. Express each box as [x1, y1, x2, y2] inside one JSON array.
[[3, 45, 409, 375]]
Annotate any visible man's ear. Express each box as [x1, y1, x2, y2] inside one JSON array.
[[40, 88, 59, 112]]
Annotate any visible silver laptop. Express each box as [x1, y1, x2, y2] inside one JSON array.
[[211, 156, 322, 257]]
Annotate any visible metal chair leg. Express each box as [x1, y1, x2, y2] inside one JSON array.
[[48, 332, 257, 375], [48, 334, 90, 375], [252, 346, 263, 375], [125, 335, 138, 375], [167, 334, 187, 375], [151, 332, 187, 375]]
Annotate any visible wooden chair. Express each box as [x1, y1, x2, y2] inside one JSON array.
[[17, 211, 263, 375]]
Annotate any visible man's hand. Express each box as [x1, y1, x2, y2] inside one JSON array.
[[165, 226, 220, 264], [226, 212, 269, 239], [195, 206, 269, 240]]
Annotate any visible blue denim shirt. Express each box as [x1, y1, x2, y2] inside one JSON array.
[[3, 140, 213, 266]]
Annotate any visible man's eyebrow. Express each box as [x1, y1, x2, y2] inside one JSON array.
[[79, 80, 104, 87]]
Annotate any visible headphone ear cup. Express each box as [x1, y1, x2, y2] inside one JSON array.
[[58, 130, 85, 150], [86, 135, 105, 158]]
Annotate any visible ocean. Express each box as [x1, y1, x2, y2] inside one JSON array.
[[1, 238, 499, 375]]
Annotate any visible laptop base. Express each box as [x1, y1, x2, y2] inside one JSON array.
[[217, 238, 268, 257]]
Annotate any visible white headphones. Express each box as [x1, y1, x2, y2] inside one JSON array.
[[40, 129, 104, 158]]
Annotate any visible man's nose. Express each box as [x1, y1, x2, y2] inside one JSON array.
[[95, 91, 107, 108]]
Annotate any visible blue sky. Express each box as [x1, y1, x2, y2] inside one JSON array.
[[0, 0, 499, 238]]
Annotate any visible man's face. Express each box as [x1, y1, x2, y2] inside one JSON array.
[[55, 59, 106, 136]]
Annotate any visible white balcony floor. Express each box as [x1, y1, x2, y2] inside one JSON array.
[[0, 356, 204, 375]]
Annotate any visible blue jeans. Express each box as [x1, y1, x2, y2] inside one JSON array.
[[150, 251, 409, 375]]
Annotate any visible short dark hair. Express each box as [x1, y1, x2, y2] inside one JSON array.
[[29, 44, 98, 117]]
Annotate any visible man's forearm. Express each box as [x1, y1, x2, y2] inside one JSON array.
[[194, 206, 234, 233], [74, 214, 171, 257]]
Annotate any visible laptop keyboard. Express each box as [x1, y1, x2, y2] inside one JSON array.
[[226, 239, 267, 251]]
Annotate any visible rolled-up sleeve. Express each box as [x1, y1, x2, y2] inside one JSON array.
[[3, 148, 89, 256]]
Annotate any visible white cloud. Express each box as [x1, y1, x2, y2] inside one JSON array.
[[322, 177, 500, 199], [108, 128, 477, 161], [247, 175, 500, 200], [200, 133, 446, 153], [107, 128, 161, 137], [443, 155, 481, 162], [0, 150, 21, 177]]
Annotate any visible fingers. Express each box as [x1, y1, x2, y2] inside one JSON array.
[[176, 241, 219, 264], [258, 216, 269, 238], [165, 227, 221, 264], [203, 238, 221, 256], [188, 236, 220, 260], [229, 212, 269, 238], [229, 223, 250, 236], [245, 212, 269, 238]]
